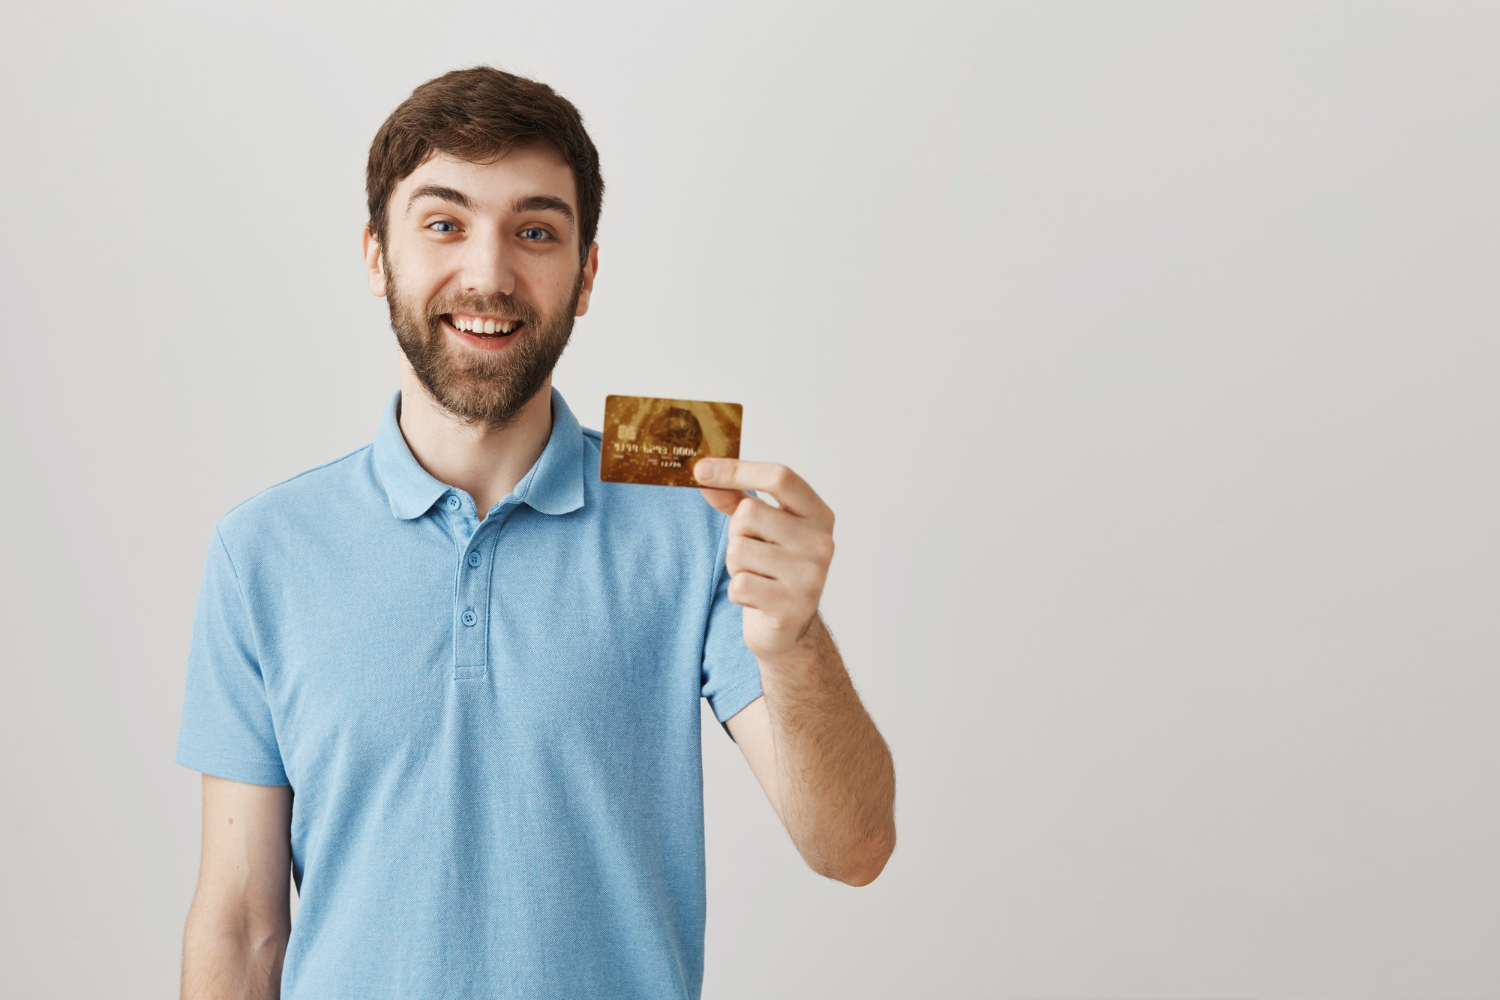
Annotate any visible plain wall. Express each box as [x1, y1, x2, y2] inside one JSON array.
[[1, 1, 1496, 996]]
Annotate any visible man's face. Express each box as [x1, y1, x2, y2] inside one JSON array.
[[364, 145, 597, 428]]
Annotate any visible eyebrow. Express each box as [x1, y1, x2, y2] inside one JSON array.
[[405, 185, 576, 234]]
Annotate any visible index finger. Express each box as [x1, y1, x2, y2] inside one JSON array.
[[695, 459, 832, 526]]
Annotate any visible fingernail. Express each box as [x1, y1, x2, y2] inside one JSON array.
[[697, 459, 717, 480]]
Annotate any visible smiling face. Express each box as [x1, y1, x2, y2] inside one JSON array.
[[363, 144, 598, 428]]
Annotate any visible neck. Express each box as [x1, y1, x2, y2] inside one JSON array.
[[394, 365, 555, 520]]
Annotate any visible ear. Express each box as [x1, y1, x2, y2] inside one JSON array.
[[574, 241, 599, 317], [362, 223, 387, 297]]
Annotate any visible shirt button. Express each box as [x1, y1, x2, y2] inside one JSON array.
[[467, 551, 482, 568], [446, 495, 462, 510], [461, 608, 478, 627]]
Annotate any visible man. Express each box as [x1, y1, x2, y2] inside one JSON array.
[[175, 65, 895, 1000]]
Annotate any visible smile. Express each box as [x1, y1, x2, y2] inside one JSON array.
[[440, 314, 525, 350], [441, 312, 525, 336]]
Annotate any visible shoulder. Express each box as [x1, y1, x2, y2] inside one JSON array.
[[215, 443, 373, 551]]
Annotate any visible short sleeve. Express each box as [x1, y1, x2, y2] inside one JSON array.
[[173, 525, 289, 786], [700, 515, 764, 743]]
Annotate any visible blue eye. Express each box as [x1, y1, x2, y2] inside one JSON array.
[[521, 228, 551, 241], [428, 221, 457, 233]]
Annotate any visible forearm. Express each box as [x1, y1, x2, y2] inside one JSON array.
[[181, 909, 288, 1000], [757, 613, 896, 884]]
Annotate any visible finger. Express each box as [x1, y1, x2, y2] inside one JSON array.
[[729, 494, 803, 544], [694, 459, 832, 527], [726, 569, 782, 612], [726, 534, 795, 580], [697, 484, 754, 516], [730, 497, 831, 554]]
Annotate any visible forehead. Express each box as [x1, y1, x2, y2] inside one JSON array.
[[396, 146, 577, 213]]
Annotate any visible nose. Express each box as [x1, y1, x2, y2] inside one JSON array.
[[458, 228, 516, 300]]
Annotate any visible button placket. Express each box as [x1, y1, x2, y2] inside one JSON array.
[[455, 554, 488, 679], [448, 495, 518, 682]]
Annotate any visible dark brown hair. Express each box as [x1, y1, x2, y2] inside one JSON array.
[[366, 65, 604, 269]]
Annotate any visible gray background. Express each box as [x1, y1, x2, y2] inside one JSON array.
[[2, 1, 1497, 996]]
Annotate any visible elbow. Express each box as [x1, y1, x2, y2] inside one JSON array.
[[840, 865, 882, 888], [832, 829, 896, 887]]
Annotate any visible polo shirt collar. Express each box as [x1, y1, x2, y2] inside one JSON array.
[[373, 385, 587, 520]]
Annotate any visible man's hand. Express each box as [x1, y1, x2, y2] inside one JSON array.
[[694, 458, 836, 661]]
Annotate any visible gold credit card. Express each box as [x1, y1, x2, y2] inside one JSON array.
[[600, 394, 743, 487]]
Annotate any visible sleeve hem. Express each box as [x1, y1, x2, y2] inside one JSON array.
[[710, 674, 764, 725], [174, 744, 289, 786]]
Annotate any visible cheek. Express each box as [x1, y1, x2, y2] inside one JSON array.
[[390, 250, 443, 299], [398, 276, 445, 318]]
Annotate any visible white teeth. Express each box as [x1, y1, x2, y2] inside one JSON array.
[[451, 316, 520, 335]]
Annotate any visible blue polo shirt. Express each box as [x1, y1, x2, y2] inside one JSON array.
[[174, 385, 765, 999]]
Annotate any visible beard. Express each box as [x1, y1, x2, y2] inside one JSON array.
[[384, 251, 584, 431]]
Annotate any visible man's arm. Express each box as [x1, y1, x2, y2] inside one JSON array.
[[725, 612, 896, 886], [181, 774, 293, 999]]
